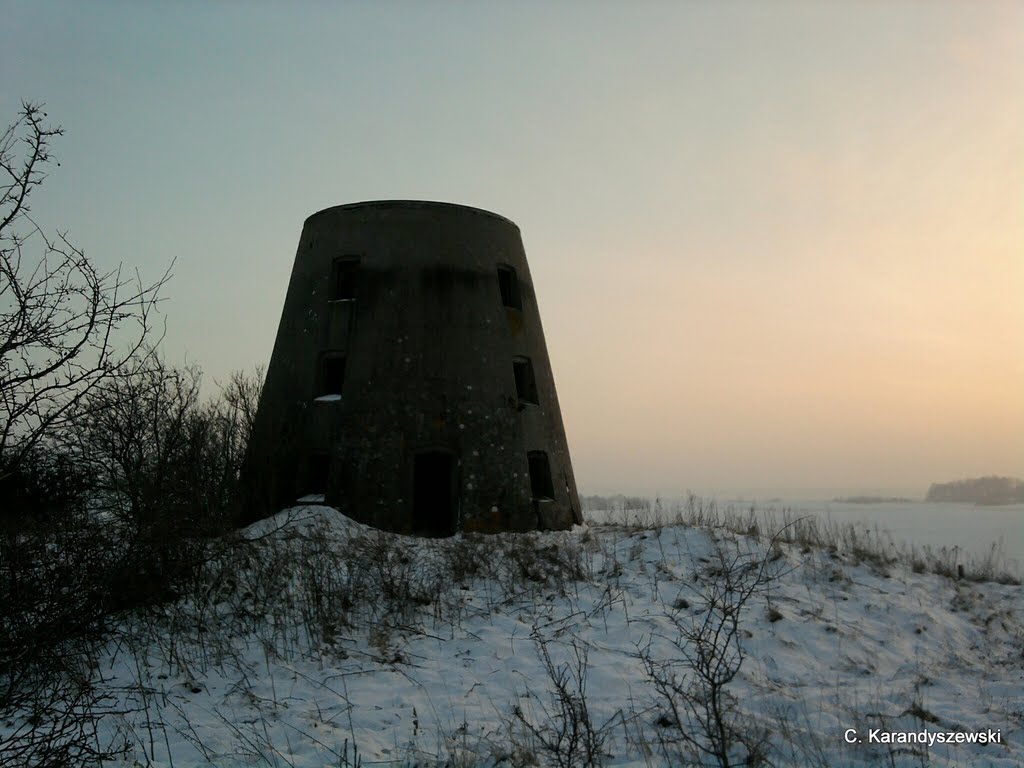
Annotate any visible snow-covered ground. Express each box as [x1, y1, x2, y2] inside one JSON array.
[[584, 497, 1024, 575], [91, 506, 1020, 767]]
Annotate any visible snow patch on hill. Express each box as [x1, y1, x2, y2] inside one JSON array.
[[93, 506, 1021, 766]]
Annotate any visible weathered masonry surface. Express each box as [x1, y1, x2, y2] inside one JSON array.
[[242, 201, 582, 534]]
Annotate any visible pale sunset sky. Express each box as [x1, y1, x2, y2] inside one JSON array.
[[3, 1, 1021, 499]]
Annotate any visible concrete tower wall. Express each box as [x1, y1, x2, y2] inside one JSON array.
[[243, 201, 581, 534]]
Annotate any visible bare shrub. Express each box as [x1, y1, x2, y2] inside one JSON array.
[[0, 478, 127, 765], [0, 666, 127, 767], [494, 533, 587, 600], [64, 356, 264, 608], [638, 531, 789, 767], [294, 526, 356, 647], [443, 532, 492, 584], [511, 630, 617, 768], [0, 100, 174, 764]]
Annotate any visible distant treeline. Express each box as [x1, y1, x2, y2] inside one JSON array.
[[926, 476, 1024, 505], [833, 496, 913, 504], [580, 494, 651, 511]]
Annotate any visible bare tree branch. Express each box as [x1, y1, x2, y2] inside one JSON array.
[[0, 102, 171, 476]]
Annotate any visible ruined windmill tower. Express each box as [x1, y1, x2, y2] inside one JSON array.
[[242, 200, 582, 535]]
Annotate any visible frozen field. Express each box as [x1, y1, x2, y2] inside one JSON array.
[[586, 498, 1024, 578]]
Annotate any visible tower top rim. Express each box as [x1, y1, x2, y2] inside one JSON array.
[[305, 200, 519, 230]]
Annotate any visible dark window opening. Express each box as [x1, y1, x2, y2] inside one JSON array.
[[306, 453, 330, 496], [497, 265, 522, 310], [513, 356, 539, 405], [413, 451, 456, 537], [528, 451, 555, 500], [332, 258, 359, 301], [318, 354, 346, 397]]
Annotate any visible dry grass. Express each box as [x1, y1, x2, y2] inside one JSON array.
[[587, 494, 1020, 585]]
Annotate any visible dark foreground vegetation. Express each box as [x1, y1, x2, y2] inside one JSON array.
[[1, 102, 264, 764]]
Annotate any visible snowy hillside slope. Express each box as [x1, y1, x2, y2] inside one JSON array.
[[84, 506, 1021, 767]]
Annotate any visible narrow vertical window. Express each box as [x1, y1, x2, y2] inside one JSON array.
[[332, 258, 359, 301], [497, 265, 522, 309], [528, 451, 555, 500], [513, 356, 539, 405], [318, 353, 346, 397]]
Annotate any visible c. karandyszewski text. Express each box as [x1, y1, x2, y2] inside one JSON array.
[[845, 728, 1002, 747]]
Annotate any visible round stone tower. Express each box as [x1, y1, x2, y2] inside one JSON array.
[[242, 201, 582, 534]]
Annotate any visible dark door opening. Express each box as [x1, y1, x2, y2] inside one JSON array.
[[306, 452, 330, 497], [413, 452, 456, 537]]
